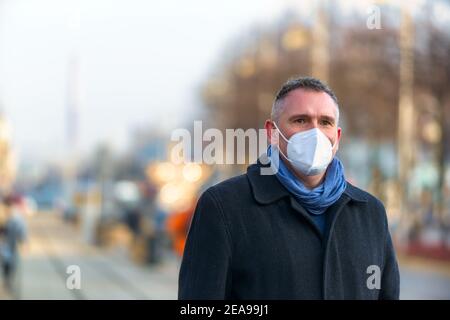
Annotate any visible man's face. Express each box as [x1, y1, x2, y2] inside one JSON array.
[[265, 89, 341, 159]]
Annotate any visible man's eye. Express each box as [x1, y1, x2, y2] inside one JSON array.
[[296, 119, 306, 124], [321, 120, 332, 126]]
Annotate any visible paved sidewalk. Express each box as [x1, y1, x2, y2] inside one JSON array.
[[398, 254, 450, 299], [1, 212, 179, 300]]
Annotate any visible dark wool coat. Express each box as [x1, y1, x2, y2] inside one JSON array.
[[179, 161, 400, 300]]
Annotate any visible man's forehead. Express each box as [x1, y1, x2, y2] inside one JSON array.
[[282, 90, 337, 118]]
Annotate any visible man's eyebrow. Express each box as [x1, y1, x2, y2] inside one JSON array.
[[288, 114, 312, 121], [320, 115, 336, 123], [288, 114, 336, 123]]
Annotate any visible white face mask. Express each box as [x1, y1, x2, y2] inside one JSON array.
[[272, 122, 337, 176]]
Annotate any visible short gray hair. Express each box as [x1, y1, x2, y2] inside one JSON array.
[[271, 76, 340, 124]]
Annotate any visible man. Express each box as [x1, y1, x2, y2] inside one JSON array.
[[178, 76, 400, 299]]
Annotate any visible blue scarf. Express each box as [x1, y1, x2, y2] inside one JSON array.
[[267, 145, 347, 216]]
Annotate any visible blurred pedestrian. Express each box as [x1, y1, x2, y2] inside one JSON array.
[[166, 201, 196, 257], [0, 194, 28, 292]]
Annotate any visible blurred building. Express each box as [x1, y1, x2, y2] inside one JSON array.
[[0, 111, 16, 196]]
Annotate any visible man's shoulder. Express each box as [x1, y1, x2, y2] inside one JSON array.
[[209, 172, 250, 193], [200, 171, 252, 204], [346, 181, 384, 209], [345, 183, 395, 243]]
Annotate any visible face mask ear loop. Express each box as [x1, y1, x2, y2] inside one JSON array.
[[274, 144, 293, 163], [270, 121, 294, 164], [271, 121, 290, 144], [330, 132, 338, 152]]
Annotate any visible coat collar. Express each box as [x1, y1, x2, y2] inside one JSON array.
[[246, 156, 368, 205]]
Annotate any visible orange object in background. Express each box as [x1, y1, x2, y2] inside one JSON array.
[[166, 201, 196, 256]]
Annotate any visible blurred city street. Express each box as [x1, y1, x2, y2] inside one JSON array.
[[0, 0, 449, 300], [0, 211, 448, 299], [0, 212, 179, 300]]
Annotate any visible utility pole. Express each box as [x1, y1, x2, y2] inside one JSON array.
[[311, 0, 330, 83], [397, 4, 416, 220], [283, 0, 330, 82]]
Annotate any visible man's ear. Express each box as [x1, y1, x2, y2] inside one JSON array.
[[336, 127, 342, 150], [264, 119, 274, 143]]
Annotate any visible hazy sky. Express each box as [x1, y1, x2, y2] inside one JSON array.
[[1, 0, 446, 167], [0, 0, 293, 164]]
